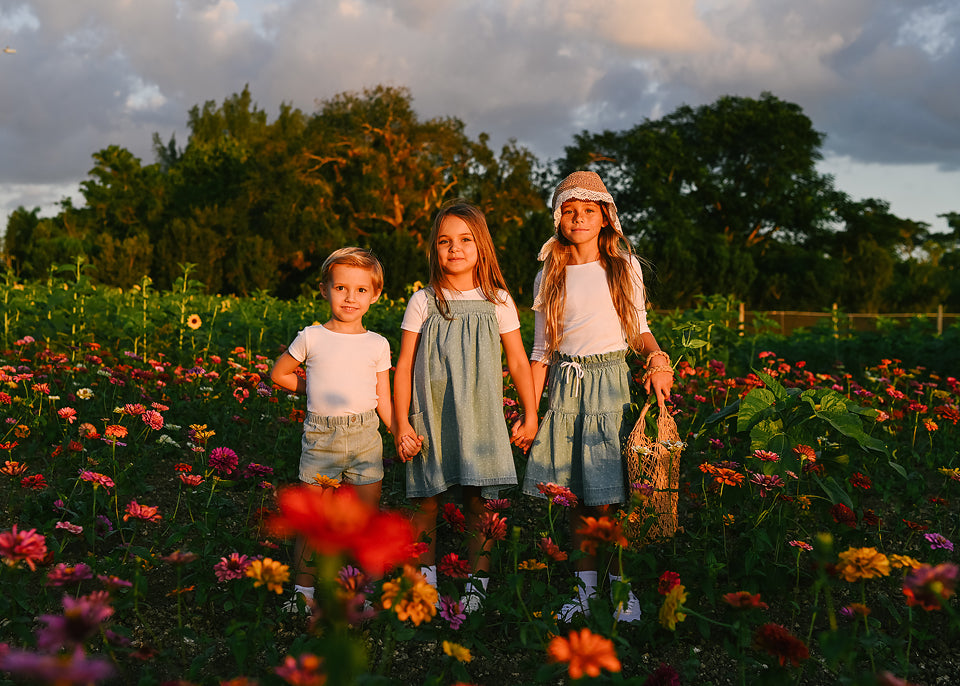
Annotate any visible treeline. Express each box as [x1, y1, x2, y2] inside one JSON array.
[[2, 86, 959, 310]]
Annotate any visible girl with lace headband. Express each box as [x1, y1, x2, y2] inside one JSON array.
[[521, 170, 674, 622]]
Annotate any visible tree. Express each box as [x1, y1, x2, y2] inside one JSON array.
[[555, 93, 843, 308]]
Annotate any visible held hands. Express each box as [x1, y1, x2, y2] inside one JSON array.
[[394, 424, 423, 462], [510, 414, 538, 453]]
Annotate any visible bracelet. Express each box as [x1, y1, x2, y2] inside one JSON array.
[[642, 364, 674, 384], [645, 350, 670, 367]]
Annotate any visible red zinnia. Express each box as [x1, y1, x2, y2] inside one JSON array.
[[722, 591, 769, 610], [269, 485, 414, 575], [753, 623, 809, 667], [830, 503, 857, 528], [658, 571, 681, 595], [438, 552, 471, 579], [441, 503, 466, 532]]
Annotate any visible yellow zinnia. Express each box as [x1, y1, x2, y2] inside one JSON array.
[[246, 557, 290, 594], [658, 584, 688, 631], [890, 554, 923, 570], [381, 565, 437, 626], [835, 547, 891, 582], [442, 641, 472, 663]]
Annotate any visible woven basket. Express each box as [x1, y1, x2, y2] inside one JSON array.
[[623, 400, 682, 545]]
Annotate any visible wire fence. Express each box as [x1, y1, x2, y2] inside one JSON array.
[[655, 304, 959, 337]]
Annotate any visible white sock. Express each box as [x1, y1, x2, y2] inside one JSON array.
[[575, 570, 598, 596], [294, 584, 314, 600], [421, 565, 437, 587]]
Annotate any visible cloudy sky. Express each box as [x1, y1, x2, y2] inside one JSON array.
[[1, 0, 958, 236]]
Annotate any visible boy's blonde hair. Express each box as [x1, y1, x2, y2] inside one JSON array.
[[320, 247, 384, 293], [536, 171, 648, 357], [427, 200, 510, 318]]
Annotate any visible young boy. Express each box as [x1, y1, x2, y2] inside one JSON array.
[[270, 246, 395, 605]]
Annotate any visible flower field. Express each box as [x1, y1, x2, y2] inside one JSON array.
[[0, 275, 958, 685]]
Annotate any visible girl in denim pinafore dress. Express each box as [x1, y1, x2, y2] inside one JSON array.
[[394, 201, 539, 613]]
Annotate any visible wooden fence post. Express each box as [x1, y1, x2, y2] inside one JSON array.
[[938, 304, 944, 336]]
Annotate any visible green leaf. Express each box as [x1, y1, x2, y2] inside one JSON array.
[[738, 388, 777, 432], [813, 475, 854, 509], [754, 368, 791, 404]]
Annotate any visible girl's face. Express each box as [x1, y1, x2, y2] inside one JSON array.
[[436, 216, 479, 288], [559, 199, 608, 248]]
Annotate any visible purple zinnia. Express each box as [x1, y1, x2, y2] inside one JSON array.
[[925, 532, 954, 552], [439, 596, 466, 630]]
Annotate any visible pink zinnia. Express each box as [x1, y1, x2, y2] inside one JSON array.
[[179, 473, 203, 487], [46, 563, 93, 587], [0, 525, 48, 570], [57, 407, 78, 424], [214, 553, 252, 582], [208, 447, 239, 475], [123, 500, 161, 523], [55, 521, 83, 535], [141, 410, 164, 431], [79, 470, 115, 489], [477, 512, 507, 541]]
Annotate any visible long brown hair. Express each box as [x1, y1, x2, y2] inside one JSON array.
[[427, 200, 510, 318], [539, 205, 647, 356]]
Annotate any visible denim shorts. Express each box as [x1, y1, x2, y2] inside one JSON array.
[[299, 409, 383, 486]]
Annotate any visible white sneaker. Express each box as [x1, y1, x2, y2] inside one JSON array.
[[558, 593, 593, 622], [460, 589, 484, 613], [613, 589, 642, 623], [281, 593, 312, 615]]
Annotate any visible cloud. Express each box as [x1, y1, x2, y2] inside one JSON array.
[[1, 0, 958, 232]]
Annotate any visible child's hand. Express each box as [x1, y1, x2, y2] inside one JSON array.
[[644, 369, 674, 405], [510, 414, 538, 453], [394, 424, 423, 462]]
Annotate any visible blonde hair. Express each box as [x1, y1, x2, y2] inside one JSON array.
[[427, 200, 509, 318], [539, 204, 648, 357], [321, 247, 384, 293]]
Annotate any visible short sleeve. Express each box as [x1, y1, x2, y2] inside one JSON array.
[[400, 289, 429, 332], [375, 335, 392, 372], [285, 328, 309, 363], [495, 290, 521, 333]]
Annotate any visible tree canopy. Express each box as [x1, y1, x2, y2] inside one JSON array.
[[2, 88, 956, 311]]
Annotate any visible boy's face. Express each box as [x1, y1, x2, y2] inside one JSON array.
[[321, 264, 381, 326]]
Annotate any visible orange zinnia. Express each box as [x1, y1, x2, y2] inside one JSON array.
[[835, 547, 891, 582], [547, 628, 621, 680], [575, 516, 628, 555]]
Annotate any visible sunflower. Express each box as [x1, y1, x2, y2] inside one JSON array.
[[186, 314, 202, 330]]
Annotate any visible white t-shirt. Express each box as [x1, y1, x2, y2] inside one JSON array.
[[530, 257, 650, 362], [286, 325, 391, 416], [400, 287, 521, 334]]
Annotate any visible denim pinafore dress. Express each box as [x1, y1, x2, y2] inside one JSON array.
[[405, 291, 517, 499]]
